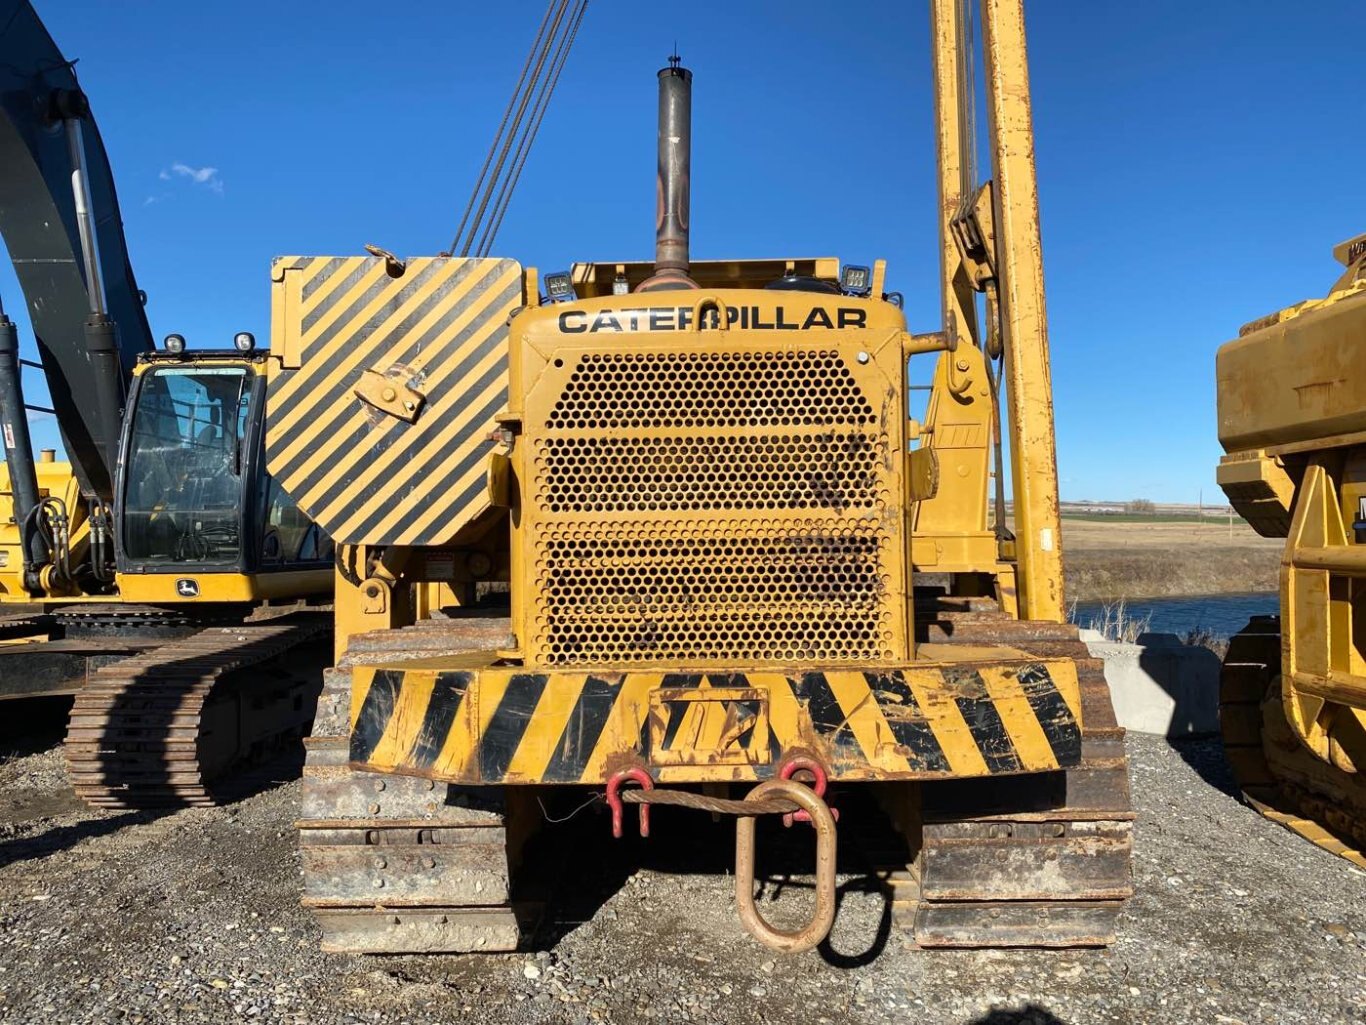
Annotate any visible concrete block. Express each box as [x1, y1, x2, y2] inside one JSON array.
[[1082, 632, 1223, 737]]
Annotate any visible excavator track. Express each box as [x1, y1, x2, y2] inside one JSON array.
[[65, 612, 331, 809], [885, 593, 1136, 947], [0, 611, 49, 641], [298, 610, 528, 954], [1219, 615, 1366, 868]]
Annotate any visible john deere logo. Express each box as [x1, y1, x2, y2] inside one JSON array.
[[176, 578, 200, 598]]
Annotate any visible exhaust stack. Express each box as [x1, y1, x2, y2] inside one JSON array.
[[639, 55, 697, 292]]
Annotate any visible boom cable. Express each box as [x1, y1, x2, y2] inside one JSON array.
[[448, 1, 557, 256], [476, 0, 588, 257], [448, 0, 587, 257]]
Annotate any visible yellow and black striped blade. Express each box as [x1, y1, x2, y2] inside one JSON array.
[[266, 255, 521, 546], [347, 660, 1082, 785]]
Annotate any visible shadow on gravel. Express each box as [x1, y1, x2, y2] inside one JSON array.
[[969, 1006, 1070, 1025], [1165, 735, 1241, 800], [0, 695, 73, 758], [816, 874, 893, 968], [0, 749, 305, 870], [522, 786, 902, 967], [0, 809, 162, 869]]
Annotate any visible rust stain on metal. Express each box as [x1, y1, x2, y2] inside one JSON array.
[[1293, 379, 1346, 408], [938, 664, 990, 700]]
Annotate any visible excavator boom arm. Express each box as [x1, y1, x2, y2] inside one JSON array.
[[0, 0, 153, 499]]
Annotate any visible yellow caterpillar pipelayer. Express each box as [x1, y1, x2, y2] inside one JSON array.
[[271, 0, 1134, 957]]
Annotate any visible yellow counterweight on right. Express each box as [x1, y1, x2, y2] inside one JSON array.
[[1216, 232, 1366, 867]]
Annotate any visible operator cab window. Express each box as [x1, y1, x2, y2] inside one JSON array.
[[123, 367, 251, 565]]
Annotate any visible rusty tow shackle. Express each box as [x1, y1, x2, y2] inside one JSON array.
[[734, 778, 838, 955]]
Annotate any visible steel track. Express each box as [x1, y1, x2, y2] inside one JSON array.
[[894, 593, 1136, 947], [64, 612, 330, 809], [1219, 615, 1366, 868], [298, 611, 524, 955]]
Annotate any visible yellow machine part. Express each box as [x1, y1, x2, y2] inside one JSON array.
[[281, 253, 1094, 795], [1280, 457, 1366, 760], [0, 455, 87, 601], [347, 647, 1082, 786], [322, 278, 1094, 795], [266, 255, 522, 547], [1217, 238, 1366, 455], [509, 288, 913, 669], [112, 569, 331, 603], [911, 343, 1002, 575], [1215, 450, 1294, 538], [1217, 233, 1366, 864]]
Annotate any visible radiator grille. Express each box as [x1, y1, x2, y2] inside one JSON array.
[[535, 432, 887, 514], [546, 350, 877, 430], [528, 346, 900, 667], [533, 523, 893, 664]]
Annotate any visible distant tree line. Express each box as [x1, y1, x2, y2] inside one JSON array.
[[1124, 499, 1156, 514]]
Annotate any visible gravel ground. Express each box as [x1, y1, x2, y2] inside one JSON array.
[[0, 703, 1362, 1025]]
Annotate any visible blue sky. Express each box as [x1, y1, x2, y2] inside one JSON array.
[[2, 1, 1360, 502]]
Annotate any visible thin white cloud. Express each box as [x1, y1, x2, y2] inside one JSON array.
[[165, 162, 224, 194], [158, 169, 170, 181]]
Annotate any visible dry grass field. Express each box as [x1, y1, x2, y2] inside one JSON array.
[[1062, 518, 1282, 601]]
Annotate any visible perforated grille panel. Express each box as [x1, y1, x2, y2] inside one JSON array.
[[547, 351, 877, 430], [526, 343, 903, 667], [535, 523, 893, 663], [535, 433, 886, 514]]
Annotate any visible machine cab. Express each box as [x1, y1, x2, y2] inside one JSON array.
[[116, 351, 332, 578]]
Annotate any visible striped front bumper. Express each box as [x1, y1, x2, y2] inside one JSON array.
[[347, 657, 1082, 785]]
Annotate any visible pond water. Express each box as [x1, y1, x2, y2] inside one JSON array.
[[1071, 592, 1279, 641]]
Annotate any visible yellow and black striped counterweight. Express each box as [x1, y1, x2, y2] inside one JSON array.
[[266, 256, 522, 546], [347, 651, 1083, 785]]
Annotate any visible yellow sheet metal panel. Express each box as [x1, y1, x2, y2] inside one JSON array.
[[568, 258, 840, 297], [345, 656, 1082, 786], [266, 256, 523, 546], [0, 458, 83, 600], [509, 290, 910, 669], [113, 568, 332, 603], [912, 345, 996, 572], [1215, 451, 1294, 538], [1217, 290, 1366, 454]]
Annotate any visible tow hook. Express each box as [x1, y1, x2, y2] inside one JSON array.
[[605, 773, 840, 953], [735, 779, 838, 954]]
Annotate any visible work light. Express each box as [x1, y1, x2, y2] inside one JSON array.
[[544, 271, 576, 303], [841, 264, 872, 297]]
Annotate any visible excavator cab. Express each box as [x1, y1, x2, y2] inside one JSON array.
[[116, 351, 333, 591]]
